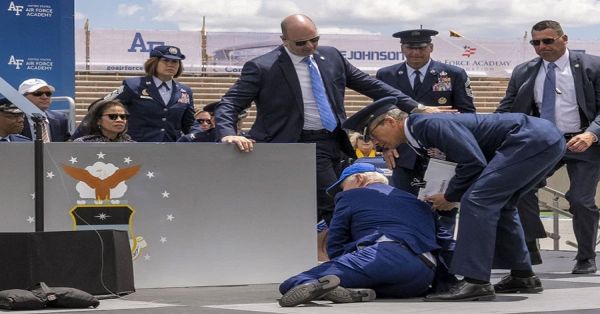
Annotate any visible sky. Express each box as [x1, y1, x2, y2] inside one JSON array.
[[75, 0, 600, 40]]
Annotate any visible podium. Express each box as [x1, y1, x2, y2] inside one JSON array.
[[0, 230, 134, 295]]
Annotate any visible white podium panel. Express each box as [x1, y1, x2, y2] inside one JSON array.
[[0, 143, 316, 288]]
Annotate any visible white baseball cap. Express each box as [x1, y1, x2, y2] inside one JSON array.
[[18, 78, 56, 95]]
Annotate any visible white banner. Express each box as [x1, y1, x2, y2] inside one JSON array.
[[76, 29, 600, 77]]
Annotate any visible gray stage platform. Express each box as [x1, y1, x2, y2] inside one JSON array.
[[9, 250, 599, 314]]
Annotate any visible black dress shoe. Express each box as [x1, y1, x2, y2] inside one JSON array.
[[279, 275, 340, 307], [493, 274, 543, 293], [572, 258, 597, 274], [424, 280, 495, 302]]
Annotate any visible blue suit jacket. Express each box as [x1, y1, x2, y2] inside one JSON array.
[[406, 113, 564, 202], [497, 50, 600, 138], [377, 60, 475, 169], [21, 110, 70, 142], [327, 182, 440, 259], [106, 76, 195, 142], [215, 45, 419, 157]]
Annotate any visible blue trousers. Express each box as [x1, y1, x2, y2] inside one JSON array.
[[279, 242, 435, 298], [450, 140, 565, 281]]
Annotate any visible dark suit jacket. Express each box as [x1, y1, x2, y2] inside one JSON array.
[[21, 110, 70, 142], [1, 134, 31, 142], [215, 45, 419, 157], [377, 60, 476, 169], [496, 50, 600, 138], [407, 113, 563, 202], [327, 182, 440, 259]]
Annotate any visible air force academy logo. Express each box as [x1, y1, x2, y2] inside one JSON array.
[[62, 157, 147, 260]]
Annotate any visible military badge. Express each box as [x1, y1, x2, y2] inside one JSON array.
[[433, 72, 452, 92], [63, 161, 147, 260], [438, 97, 448, 105], [141, 89, 150, 96], [168, 47, 179, 55], [397, 70, 404, 75]]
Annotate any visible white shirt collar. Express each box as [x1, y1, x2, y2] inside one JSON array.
[[284, 46, 311, 64], [403, 117, 421, 149], [152, 76, 173, 88], [406, 59, 432, 77]]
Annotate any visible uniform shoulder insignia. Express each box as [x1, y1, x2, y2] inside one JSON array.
[[104, 85, 124, 100], [465, 77, 473, 98]]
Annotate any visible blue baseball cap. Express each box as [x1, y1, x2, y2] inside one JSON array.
[[326, 163, 384, 196], [150, 45, 186, 60]]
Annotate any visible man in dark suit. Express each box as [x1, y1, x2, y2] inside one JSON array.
[[376, 28, 476, 272], [18, 79, 70, 142], [344, 97, 565, 301], [496, 20, 600, 273], [278, 163, 439, 307], [215, 14, 437, 224]]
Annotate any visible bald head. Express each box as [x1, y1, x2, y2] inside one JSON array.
[[280, 14, 319, 57], [280, 14, 315, 37]]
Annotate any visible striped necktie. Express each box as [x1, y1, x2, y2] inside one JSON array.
[[302, 56, 337, 132]]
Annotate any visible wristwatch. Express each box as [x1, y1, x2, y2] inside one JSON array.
[[410, 103, 427, 114]]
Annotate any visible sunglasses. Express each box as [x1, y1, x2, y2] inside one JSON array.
[[103, 113, 129, 120], [529, 35, 562, 46], [197, 119, 212, 125], [29, 91, 52, 97], [291, 36, 320, 47]]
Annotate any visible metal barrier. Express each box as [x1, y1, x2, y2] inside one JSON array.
[[51, 96, 77, 134], [539, 186, 573, 250]]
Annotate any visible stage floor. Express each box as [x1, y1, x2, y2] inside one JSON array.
[[9, 250, 600, 314]]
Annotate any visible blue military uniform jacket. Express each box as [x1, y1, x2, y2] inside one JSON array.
[[176, 128, 216, 142], [377, 60, 475, 169], [216, 45, 420, 157], [21, 110, 70, 142], [406, 113, 564, 202], [106, 76, 195, 142], [327, 182, 440, 258]]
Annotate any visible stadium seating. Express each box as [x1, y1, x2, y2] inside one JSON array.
[[74, 72, 509, 130]]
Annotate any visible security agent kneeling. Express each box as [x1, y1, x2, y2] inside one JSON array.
[[343, 96, 565, 301], [278, 163, 440, 307]]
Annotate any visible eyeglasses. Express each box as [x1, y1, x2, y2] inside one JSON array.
[[291, 35, 320, 47], [197, 119, 212, 125], [103, 113, 129, 120], [529, 35, 563, 46], [29, 91, 52, 97]]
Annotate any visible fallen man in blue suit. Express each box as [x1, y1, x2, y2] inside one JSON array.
[[343, 96, 566, 301], [278, 163, 441, 307]]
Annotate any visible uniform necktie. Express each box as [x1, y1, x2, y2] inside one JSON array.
[[302, 56, 337, 132], [413, 70, 422, 94], [40, 119, 50, 143], [159, 82, 171, 104], [541, 62, 557, 123]]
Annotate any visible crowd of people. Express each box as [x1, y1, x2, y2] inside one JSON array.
[[1, 14, 599, 306]]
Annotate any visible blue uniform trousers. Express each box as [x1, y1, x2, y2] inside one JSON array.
[[279, 242, 435, 298], [450, 140, 565, 281]]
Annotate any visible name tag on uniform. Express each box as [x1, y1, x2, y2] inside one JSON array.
[[140, 95, 153, 100]]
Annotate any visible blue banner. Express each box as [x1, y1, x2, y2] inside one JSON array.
[[0, 0, 74, 109]]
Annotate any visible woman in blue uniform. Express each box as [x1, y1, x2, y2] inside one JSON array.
[[103, 45, 195, 142]]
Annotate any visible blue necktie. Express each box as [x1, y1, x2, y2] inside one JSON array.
[[303, 56, 337, 131], [541, 63, 557, 123], [413, 70, 422, 94]]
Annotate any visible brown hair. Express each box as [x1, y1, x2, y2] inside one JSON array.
[[143, 57, 184, 78]]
